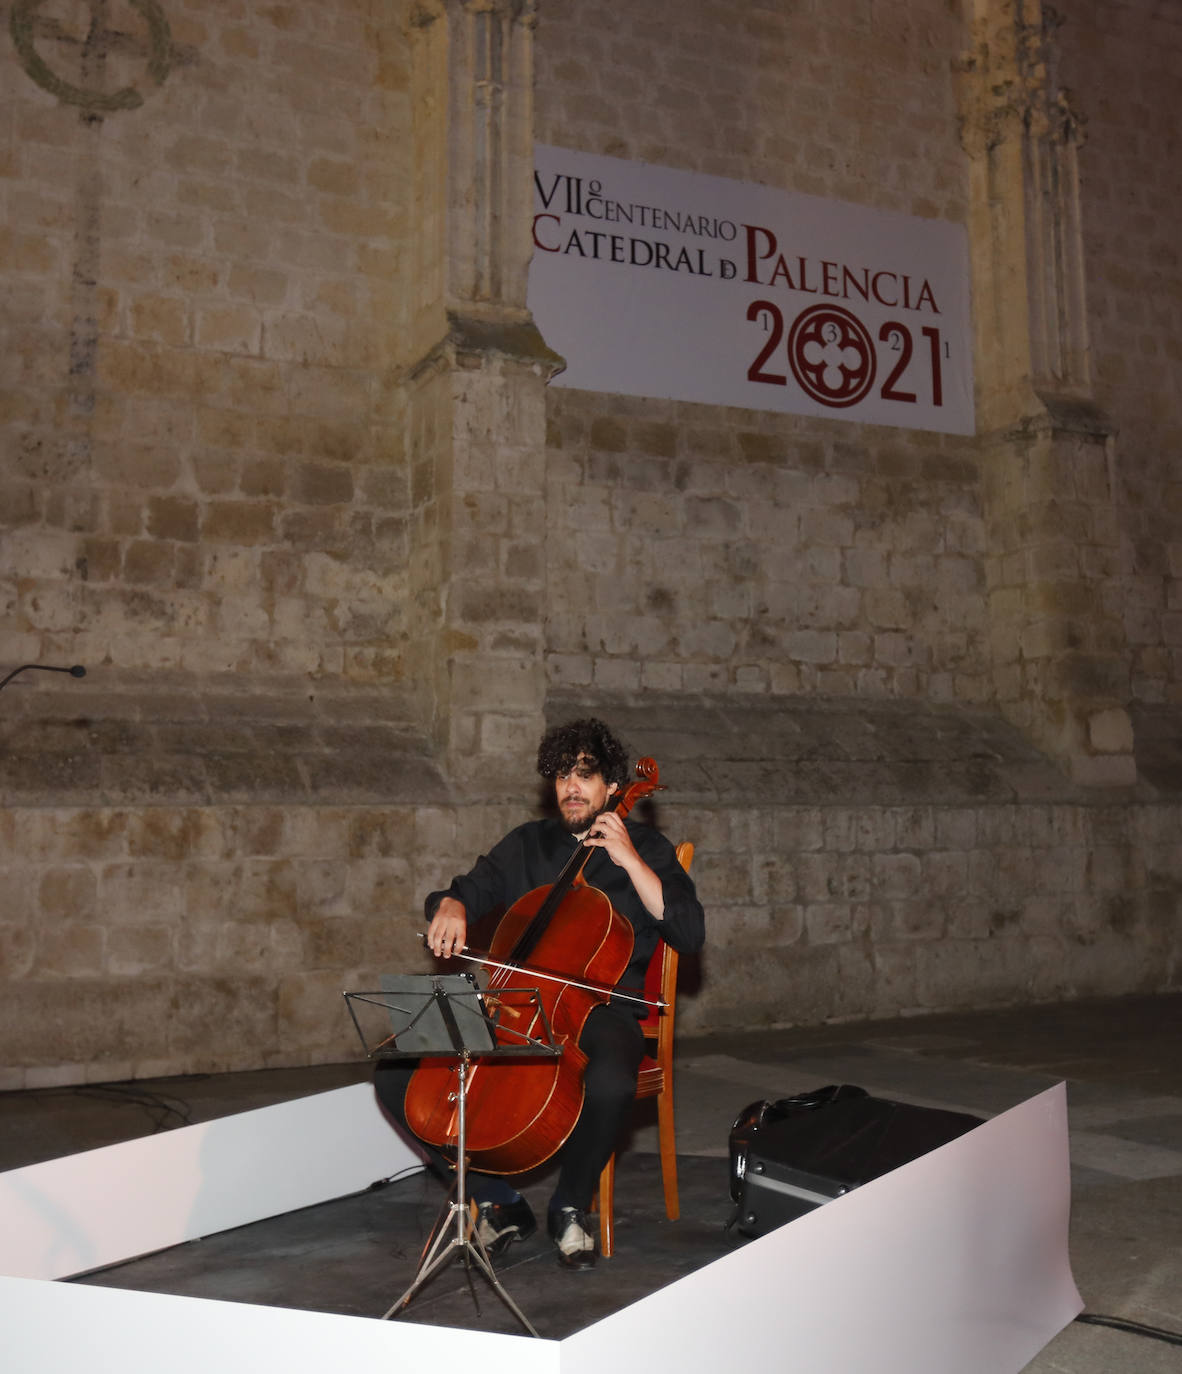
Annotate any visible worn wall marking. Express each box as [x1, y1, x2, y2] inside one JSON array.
[[10, 0, 173, 112]]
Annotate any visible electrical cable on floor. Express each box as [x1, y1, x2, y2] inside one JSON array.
[[1075, 1313, 1182, 1347], [18, 1083, 198, 1133], [367, 1164, 428, 1190], [71, 1083, 195, 1131]]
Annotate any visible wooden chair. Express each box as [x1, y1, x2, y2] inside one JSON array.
[[595, 840, 693, 1257]]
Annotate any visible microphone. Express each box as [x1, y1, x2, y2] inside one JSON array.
[[0, 663, 88, 693]]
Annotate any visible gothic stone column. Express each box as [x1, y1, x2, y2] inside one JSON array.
[[400, 0, 563, 794], [961, 0, 1134, 785]]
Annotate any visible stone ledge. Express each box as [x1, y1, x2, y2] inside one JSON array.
[[0, 674, 447, 807], [546, 691, 1166, 807]]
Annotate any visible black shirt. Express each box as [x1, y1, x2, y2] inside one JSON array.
[[425, 816, 705, 1001]]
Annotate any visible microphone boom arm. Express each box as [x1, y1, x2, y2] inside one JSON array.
[[0, 664, 87, 692]]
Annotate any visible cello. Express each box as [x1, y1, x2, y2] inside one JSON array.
[[402, 757, 665, 1175]]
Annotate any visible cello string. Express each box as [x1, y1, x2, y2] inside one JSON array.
[[444, 946, 663, 1011]]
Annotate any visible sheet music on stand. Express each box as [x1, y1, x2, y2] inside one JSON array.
[[345, 972, 564, 1062], [343, 972, 561, 1336]]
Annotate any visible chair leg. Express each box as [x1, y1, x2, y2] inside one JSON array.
[[656, 1088, 679, 1221], [597, 1153, 616, 1257]]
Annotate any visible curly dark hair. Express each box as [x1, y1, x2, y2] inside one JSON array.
[[536, 717, 630, 787]]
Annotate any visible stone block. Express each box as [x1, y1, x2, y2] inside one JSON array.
[[196, 304, 262, 355], [1088, 706, 1135, 754], [291, 858, 350, 918], [131, 295, 191, 347], [450, 655, 541, 713], [302, 915, 389, 970], [768, 807, 820, 853], [640, 659, 683, 691], [548, 652, 594, 687], [264, 312, 349, 366], [174, 912, 223, 971], [0, 976, 174, 1066], [633, 421, 678, 457], [228, 264, 289, 307], [291, 461, 354, 505], [413, 806, 458, 867], [0, 226, 56, 273], [345, 854, 415, 914], [685, 495, 742, 536], [98, 861, 186, 922], [889, 899, 948, 942], [41, 811, 129, 862], [804, 901, 852, 944], [277, 969, 356, 1050], [785, 629, 836, 664], [106, 924, 175, 976], [21, 1064, 90, 1090], [307, 157, 361, 197], [148, 496, 200, 542], [691, 852, 752, 905], [872, 851, 923, 900], [201, 500, 277, 544], [589, 417, 628, 452], [346, 809, 415, 860], [592, 657, 642, 692], [0, 921, 35, 978], [38, 865, 98, 920], [894, 806, 936, 850], [166, 973, 277, 1061], [787, 852, 832, 903], [869, 941, 918, 1014], [1070, 753, 1138, 788], [123, 540, 176, 585], [0, 527, 75, 579], [733, 664, 768, 692]]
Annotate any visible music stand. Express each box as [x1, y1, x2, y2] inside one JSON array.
[[344, 974, 561, 1337]]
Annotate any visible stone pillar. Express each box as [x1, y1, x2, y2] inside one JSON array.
[[400, 0, 563, 794], [960, 0, 1135, 785]]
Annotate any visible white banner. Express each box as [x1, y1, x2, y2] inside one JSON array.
[[529, 145, 974, 436]]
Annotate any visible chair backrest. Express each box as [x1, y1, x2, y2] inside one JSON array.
[[639, 841, 693, 1038]]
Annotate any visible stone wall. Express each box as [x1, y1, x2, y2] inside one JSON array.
[[1, 0, 1181, 1087], [1058, 3, 1182, 707], [529, 0, 1182, 774], [3, 685, 1179, 1090], [1, 0, 411, 685], [534, 0, 968, 218], [542, 393, 989, 703], [532, 3, 990, 700]]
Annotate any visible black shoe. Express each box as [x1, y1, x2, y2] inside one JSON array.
[[474, 1197, 537, 1258], [548, 1206, 597, 1270]]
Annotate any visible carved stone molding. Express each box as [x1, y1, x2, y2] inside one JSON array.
[[962, 0, 1132, 786], [959, 0, 1095, 410], [402, 0, 539, 362], [398, 0, 551, 780]]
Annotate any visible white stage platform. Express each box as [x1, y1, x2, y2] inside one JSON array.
[[0, 1080, 1082, 1373]]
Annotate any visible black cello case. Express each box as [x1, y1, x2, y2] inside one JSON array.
[[728, 1084, 983, 1239]]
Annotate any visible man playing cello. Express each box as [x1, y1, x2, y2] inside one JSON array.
[[376, 717, 705, 1270]]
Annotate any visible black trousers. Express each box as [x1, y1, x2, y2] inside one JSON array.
[[374, 1001, 644, 1213]]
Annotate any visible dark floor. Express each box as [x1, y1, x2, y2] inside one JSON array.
[[70, 1153, 736, 1339], [2, 992, 1180, 1367]]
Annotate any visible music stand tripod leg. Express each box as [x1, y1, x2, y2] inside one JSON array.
[[380, 1186, 465, 1320], [381, 1050, 541, 1338]]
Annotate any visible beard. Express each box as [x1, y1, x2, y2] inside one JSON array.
[[559, 799, 608, 836]]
